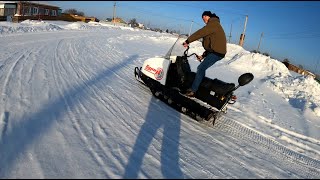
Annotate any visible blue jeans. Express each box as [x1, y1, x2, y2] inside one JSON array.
[[191, 53, 223, 92]]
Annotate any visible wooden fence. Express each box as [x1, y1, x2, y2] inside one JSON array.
[[11, 14, 81, 23], [282, 62, 316, 78]]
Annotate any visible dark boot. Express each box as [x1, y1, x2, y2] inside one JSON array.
[[185, 89, 196, 97]]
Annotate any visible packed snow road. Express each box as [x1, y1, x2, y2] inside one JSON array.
[[0, 28, 319, 178]]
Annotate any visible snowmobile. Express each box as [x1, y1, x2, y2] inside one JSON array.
[[134, 35, 254, 125]]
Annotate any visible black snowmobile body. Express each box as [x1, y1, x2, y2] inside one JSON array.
[[135, 35, 254, 125]]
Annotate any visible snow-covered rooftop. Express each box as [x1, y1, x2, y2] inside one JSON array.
[[0, 1, 59, 7]]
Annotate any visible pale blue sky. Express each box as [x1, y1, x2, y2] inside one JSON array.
[[51, 1, 320, 74]]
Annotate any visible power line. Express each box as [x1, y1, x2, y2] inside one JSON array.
[[153, 1, 248, 17], [116, 2, 206, 32], [232, 2, 320, 10], [264, 32, 320, 40], [231, 16, 244, 24], [267, 35, 320, 40], [113, 2, 244, 35], [118, 1, 246, 27], [118, 3, 192, 22], [265, 30, 320, 37]]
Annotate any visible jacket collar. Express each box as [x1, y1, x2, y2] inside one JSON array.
[[208, 17, 220, 23]]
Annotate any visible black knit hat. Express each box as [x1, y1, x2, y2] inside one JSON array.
[[202, 11, 220, 19], [202, 11, 212, 17]]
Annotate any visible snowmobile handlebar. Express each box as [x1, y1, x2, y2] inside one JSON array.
[[184, 46, 199, 58], [184, 46, 190, 56], [188, 53, 199, 58]]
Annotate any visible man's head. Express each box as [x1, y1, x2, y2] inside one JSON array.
[[202, 11, 219, 24], [202, 11, 211, 24]]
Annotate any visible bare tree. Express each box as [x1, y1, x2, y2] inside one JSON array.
[[283, 58, 290, 63], [63, 8, 85, 16], [282, 58, 290, 68], [128, 18, 138, 28], [263, 52, 270, 57]]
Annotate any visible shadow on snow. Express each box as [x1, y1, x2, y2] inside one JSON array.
[[123, 95, 184, 178], [0, 55, 138, 177]]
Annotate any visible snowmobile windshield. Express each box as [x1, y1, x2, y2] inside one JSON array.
[[164, 35, 188, 59]]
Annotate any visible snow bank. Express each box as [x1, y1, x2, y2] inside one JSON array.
[[0, 20, 63, 34], [0, 20, 136, 35], [226, 43, 249, 60], [63, 22, 89, 30], [267, 74, 320, 116], [224, 43, 320, 117], [226, 51, 290, 77]]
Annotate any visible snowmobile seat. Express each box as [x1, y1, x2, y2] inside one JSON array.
[[188, 72, 235, 95], [174, 55, 235, 95]]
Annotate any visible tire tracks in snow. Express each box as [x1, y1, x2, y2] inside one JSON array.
[[0, 49, 32, 140], [51, 38, 113, 177], [211, 116, 320, 178], [63, 37, 147, 175], [65, 65, 125, 178], [51, 35, 143, 177], [56, 34, 177, 177]]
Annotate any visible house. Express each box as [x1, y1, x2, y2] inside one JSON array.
[[0, 1, 62, 22], [0, 1, 16, 20]]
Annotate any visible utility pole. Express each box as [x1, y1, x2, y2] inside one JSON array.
[[239, 15, 248, 47], [38, 1, 40, 21], [257, 32, 264, 52], [228, 23, 233, 43], [112, 1, 116, 26], [188, 20, 194, 36]]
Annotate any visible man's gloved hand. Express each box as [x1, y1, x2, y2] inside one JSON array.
[[196, 54, 203, 62], [182, 41, 189, 47]]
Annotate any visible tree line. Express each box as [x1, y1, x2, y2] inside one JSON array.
[[63, 8, 85, 16]]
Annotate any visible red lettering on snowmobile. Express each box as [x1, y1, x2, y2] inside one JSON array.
[[144, 65, 164, 80]]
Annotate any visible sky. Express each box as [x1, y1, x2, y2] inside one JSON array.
[[45, 1, 320, 75], [0, 20, 319, 178]]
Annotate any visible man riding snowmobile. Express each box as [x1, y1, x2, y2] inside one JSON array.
[[183, 11, 227, 98], [134, 35, 254, 125]]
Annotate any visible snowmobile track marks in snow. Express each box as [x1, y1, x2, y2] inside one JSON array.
[[0, 112, 9, 141], [213, 117, 320, 178]]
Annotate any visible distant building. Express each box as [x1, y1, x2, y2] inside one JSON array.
[[0, 1, 62, 22], [0, 1, 16, 17], [111, 17, 126, 24], [100, 17, 128, 27]]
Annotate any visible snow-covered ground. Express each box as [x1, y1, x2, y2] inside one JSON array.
[[0, 20, 319, 178]]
